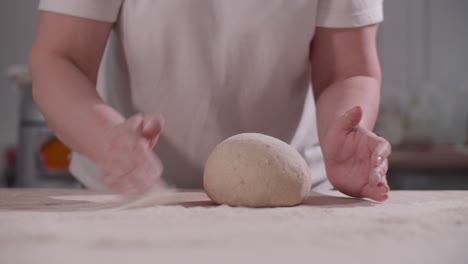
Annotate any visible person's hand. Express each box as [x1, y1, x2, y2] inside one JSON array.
[[99, 113, 165, 196], [322, 106, 391, 202]]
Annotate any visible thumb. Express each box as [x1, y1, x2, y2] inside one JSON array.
[[335, 106, 363, 133], [141, 114, 165, 149]]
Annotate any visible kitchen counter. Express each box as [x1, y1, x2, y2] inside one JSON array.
[[1, 189, 467, 264], [387, 145, 468, 190], [389, 145, 468, 171]]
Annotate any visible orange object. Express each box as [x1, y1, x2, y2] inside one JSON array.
[[40, 138, 71, 171]]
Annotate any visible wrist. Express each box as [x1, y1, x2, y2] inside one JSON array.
[[86, 106, 125, 163]]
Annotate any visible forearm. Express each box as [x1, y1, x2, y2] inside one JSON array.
[[30, 54, 124, 162], [315, 75, 380, 142]]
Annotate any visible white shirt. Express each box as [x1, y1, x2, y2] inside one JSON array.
[[39, 0, 383, 190]]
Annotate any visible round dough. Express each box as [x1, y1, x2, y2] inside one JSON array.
[[203, 133, 312, 207]]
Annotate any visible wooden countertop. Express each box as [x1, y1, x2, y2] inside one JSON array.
[[1, 188, 468, 264]]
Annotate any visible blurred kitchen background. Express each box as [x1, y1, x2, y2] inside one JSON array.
[[0, 1, 467, 189]]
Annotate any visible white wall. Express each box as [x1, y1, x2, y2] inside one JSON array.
[[426, 0, 468, 144], [377, 0, 468, 145], [0, 1, 39, 170]]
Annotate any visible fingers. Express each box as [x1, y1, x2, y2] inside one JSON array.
[[364, 157, 390, 202], [377, 176, 390, 193], [369, 139, 390, 187], [127, 156, 164, 196], [370, 159, 389, 185], [378, 160, 390, 194], [142, 114, 164, 148], [126, 114, 145, 131], [362, 184, 389, 202], [335, 106, 363, 133], [125, 113, 164, 148], [368, 136, 391, 202], [102, 154, 164, 197], [100, 113, 165, 196], [369, 169, 381, 187], [371, 139, 392, 167], [130, 143, 164, 193]]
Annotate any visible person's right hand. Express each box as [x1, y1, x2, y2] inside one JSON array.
[[99, 113, 165, 196]]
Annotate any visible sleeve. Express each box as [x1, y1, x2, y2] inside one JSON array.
[[317, 0, 384, 28], [38, 0, 123, 22]]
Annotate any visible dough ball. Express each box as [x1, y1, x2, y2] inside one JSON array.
[[203, 133, 312, 207]]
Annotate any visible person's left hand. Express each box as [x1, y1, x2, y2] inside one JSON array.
[[321, 106, 391, 202]]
